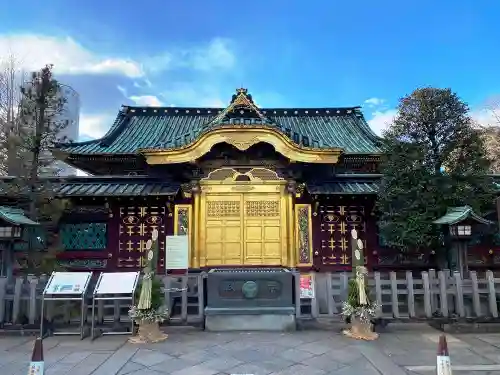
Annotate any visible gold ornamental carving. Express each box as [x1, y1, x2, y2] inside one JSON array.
[[245, 201, 280, 217], [141, 127, 342, 165], [202, 167, 284, 183], [207, 201, 241, 217], [225, 134, 261, 151]]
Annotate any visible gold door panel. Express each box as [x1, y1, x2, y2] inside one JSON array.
[[244, 196, 282, 265], [204, 196, 243, 266], [201, 193, 285, 266]]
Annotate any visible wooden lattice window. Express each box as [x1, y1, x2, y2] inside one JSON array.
[[60, 223, 107, 250]]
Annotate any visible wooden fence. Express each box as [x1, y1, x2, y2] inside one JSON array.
[[308, 269, 500, 320], [2, 269, 500, 333], [0, 273, 205, 332]]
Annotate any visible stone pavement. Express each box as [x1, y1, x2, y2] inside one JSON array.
[[3, 326, 500, 374]]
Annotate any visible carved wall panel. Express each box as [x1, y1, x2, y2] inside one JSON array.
[[316, 204, 366, 268], [174, 205, 191, 236], [118, 205, 167, 269], [174, 204, 192, 266], [295, 204, 313, 265], [60, 223, 107, 250]]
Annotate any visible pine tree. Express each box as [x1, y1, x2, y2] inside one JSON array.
[[0, 64, 71, 274], [376, 88, 495, 255]]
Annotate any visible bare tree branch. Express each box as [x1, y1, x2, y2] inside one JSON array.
[[477, 98, 500, 173], [0, 54, 29, 175]]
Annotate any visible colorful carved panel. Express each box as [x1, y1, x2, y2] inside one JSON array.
[[174, 205, 191, 236], [174, 204, 192, 266], [60, 223, 107, 250], [295, 204, 313, 266], [118, 205, 166, 269], [317, 205, 366, 268]]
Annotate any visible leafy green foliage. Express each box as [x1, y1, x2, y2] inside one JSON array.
[[0, 64, 71, 275], [377, 87, 495, 253]]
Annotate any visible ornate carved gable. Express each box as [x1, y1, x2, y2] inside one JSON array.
[[211, 88, 269, 124]]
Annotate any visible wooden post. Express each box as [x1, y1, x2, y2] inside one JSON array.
[[406, 271, 415, 318], [181, 276, 188, 323], [438, 271, 449, 317], [470, 271, 481, 317], [325, 272, 335, 316], [28, 278, 39, 325], [486, 270, 498, 318], [422, 272, 432, 318], [0, 277, 8, 324], [453, 272, 465, 318], [429, 269, 438, 313], [390, 272, 399, 318], [12, 277, 23, 324]]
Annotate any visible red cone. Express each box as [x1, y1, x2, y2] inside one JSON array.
[[436, 334, 452, 375], [28, 338, 44, 375]]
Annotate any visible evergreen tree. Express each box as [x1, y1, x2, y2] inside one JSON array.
[[376, 87, 495, 253], [0, 64, 70, 274]]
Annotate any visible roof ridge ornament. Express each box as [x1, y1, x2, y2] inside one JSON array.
[[211, 88, 268, 124]]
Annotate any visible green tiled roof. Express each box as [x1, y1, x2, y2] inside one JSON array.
[[433, 206, 493, 225], [53, 177, 179, 197], [306, 175, 381, 194], [56, 90, 381, 155], [0, 206, 39, 226]]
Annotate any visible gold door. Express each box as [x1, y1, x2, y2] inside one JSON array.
[[243, 195, 282, 265], [201, 193, 286, 266], [198, 167, 289, 267], [204, 194, 243, 266]]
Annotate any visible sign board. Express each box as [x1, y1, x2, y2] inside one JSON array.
[[299, 274, 315, 299], [94, 272, 139, 295], [165, 235, 189, 270], [44, 272, 92, 295]]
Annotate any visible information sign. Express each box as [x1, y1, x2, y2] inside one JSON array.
[[44, 272, 92, 295], [94, 272, 139, 295], [165, 235, 189, 270], [299, 274, 315, 299]]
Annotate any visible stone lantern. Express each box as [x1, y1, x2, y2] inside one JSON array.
[[434, 206, 493, 278], [0, 207, 39, 277]]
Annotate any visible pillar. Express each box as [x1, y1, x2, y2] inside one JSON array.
[[286, 181, 296, 268]]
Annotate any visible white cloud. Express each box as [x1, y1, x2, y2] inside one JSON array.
[[129, 95, 164, 106], [364, 97, 385, 107], [0, 34, 237, 81], [0, 34, 143, 78], [471, 104, 500, 128], [367, 109, 397, 136], [188, 38, 236, 71], [143, 38, 236, 73], [79, 113, 116, 139]]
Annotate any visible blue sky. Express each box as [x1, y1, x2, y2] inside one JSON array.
[[1, 0, 499, 140]]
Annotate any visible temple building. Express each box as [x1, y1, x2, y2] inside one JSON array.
[[6, 88, 498, 273]]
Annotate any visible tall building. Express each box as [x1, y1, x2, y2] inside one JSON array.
[[52, 84, 80, 176], [14, 79, 80, 176]]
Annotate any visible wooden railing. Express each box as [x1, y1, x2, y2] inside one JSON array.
[[2, 269, 499, 332], [0, 273, 205, 331], [302, 270, 500, 320]]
